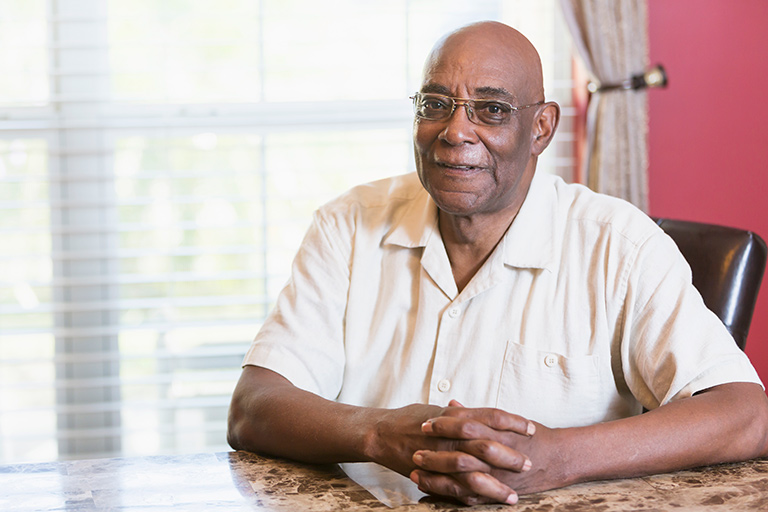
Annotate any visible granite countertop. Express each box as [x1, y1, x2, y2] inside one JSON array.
[[1, 451, 767, 511]]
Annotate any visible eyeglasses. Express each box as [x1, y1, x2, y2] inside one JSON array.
[[411, 92, 543, 126]]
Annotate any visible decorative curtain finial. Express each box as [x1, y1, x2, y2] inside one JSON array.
[[588, 65, 668, 93]]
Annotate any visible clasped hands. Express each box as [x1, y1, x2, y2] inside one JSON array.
[[396, 399, 543, 505]]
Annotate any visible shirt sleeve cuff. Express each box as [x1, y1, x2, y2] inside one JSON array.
[[241, 342, 327, 397], [671, 355, 764, 402]]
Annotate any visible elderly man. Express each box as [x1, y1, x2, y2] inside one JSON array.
[[228, 21, 768, 505]]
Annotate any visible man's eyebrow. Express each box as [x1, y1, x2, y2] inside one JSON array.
[[419, 84, 517, 101], [420, 83, 451, 95], [474, 86, 516, 101]]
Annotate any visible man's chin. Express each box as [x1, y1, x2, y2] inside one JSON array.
[[429, 189, 484, 217]]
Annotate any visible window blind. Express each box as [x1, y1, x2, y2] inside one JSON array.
[[0, 0, 576, 464]]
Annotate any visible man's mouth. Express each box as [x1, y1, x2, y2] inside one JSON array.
[[436, 161, 484, 172]]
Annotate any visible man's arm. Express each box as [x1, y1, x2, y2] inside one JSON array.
[[227, 365, 374, 464], [410, 381, 768, 504], [227, 365, 535, 483]]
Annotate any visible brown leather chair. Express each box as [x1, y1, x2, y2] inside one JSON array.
[[653, 218, 767, 350]]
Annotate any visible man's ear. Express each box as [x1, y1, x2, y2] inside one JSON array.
[[531, 102, 560, 156]]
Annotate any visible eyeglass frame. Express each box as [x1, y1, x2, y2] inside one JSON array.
[[410, 92, 544, 126]]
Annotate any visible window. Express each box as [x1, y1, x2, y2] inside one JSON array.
[[0, 0, 575, 464]]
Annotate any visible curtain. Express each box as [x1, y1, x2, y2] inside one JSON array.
[[559, 0, 649, 212]]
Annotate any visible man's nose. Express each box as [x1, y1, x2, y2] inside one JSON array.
[[439, 102, 479, 145]]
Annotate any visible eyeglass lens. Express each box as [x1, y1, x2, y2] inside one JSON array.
[[413, 93, 513, 126]]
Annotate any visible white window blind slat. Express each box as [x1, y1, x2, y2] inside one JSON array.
[[0, 0, 576, 464]]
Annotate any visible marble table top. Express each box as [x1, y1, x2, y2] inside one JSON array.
[[1, 451, 767, 511]]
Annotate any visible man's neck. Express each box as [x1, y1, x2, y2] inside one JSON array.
[[438, 206, 520, 292]]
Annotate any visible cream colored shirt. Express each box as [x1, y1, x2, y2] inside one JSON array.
[[243, 171, 761, 428]]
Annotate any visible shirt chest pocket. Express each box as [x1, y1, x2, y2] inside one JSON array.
[[496, 340, 604, 428]]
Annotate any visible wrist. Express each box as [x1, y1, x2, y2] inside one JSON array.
[[517, 425, 576, 494], [358, 407, 386, 465], [546, 427, 577, 487]]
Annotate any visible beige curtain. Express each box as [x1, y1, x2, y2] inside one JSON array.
[[559, 0, 649, 212]]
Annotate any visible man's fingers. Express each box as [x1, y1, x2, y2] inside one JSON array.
[[410, 469, 518, 505], [438, 406, 536, 437], [423, 414, 534, 443], [413, 441, 532, 473], [413, 448, 492, 474]]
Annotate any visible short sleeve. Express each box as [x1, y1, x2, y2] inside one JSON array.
[[241, 208, 351, 400], [620, 230, 762, 409]]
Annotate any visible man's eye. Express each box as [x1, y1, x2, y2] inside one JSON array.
[[479, 102, 511, 114], [423, 99, 448, 110]]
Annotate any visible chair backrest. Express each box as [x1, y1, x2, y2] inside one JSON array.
[[654, 218, 767, 350]]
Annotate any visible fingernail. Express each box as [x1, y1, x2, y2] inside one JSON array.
[[409, 471, 420, 485], [527, 421, 536, 436], [506, 492, 518, 505], [522, 458, 532, 472], [412, 452, 424, 465], [421, 420, 433, 433]]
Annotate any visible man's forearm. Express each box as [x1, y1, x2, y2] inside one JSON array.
[[551, 382, 768, 489], [227, 365, 375, 464], [227, 365, 475, 477]]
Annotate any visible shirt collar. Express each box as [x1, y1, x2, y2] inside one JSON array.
[[502, 171, 558, 273], [382, 171, 558, 272], [382, 184, 438, 248]]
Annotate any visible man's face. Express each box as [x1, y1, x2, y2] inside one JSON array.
[[413, 39, 539, 220]]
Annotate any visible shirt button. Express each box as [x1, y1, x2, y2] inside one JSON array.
[[437, 379, 451, 392], [544, 354, 558, 368], [448, 307, 460, 318]]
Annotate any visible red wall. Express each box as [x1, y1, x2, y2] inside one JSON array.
[[647, 0, 768, 384]]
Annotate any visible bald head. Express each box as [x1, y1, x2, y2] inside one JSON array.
[[422, 21, 544, 103]]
